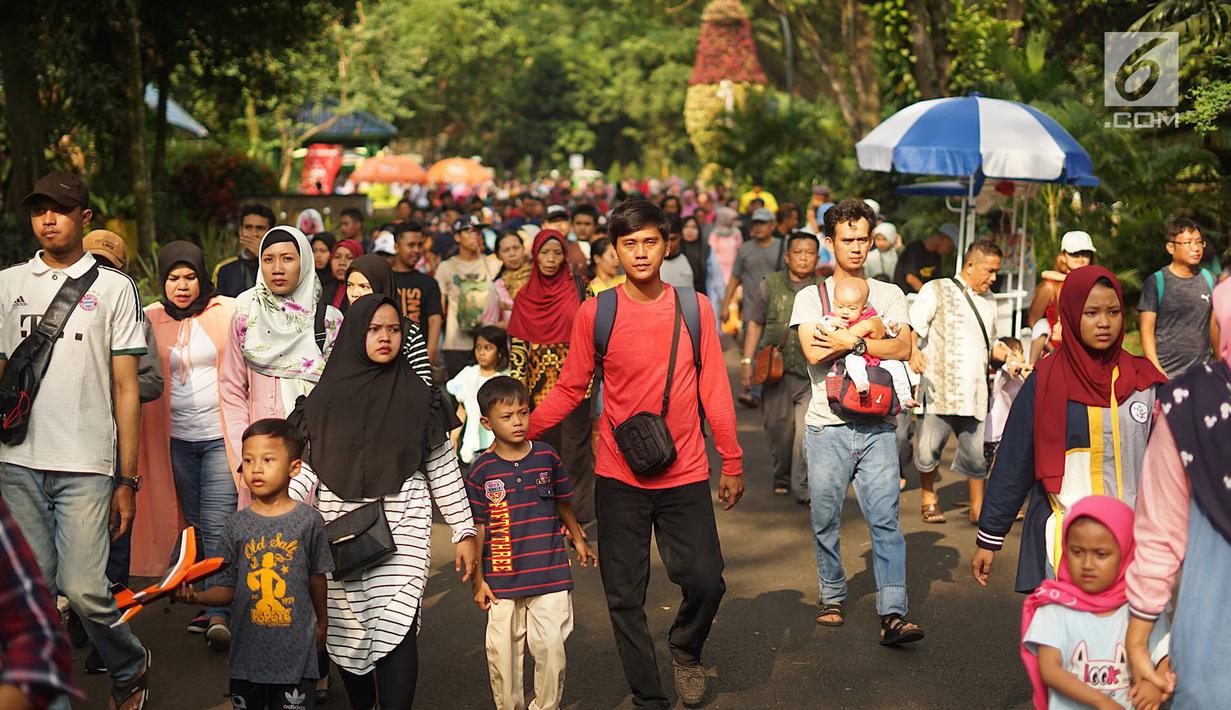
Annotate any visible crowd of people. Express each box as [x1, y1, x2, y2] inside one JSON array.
[[0, 168, 1228, 710]]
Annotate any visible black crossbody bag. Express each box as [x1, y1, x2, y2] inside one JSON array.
[[326, 500, 396, 582], [0, 264, 100, 445], [605, 297, 686, 478]]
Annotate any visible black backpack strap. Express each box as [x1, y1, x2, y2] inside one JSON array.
[[591, 288, 619, 417], [35, 264, 100, 343], [314, 297, 329, 353], [673, 286, 708, 430]]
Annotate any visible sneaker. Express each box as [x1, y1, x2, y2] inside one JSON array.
[[672, 660, 707, 707], [206, 620, 232, 651], [186, 612, 208, 634], [84, 646, 107, 675]]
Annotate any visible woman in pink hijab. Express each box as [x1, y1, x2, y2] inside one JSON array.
[[1125, 278, 1231, 708]]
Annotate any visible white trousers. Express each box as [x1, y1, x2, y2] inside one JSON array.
[[485, 589, 574, 710]]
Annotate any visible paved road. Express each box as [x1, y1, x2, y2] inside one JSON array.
[[75, 351, 1032, 709]]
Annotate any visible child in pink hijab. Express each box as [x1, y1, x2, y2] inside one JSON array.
[[1022, 496, 1171, 710]]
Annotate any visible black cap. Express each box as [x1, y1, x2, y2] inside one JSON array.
[[452, 214, 488, 233], [545, 204, 570, 221], [23, 171, 89, 210]]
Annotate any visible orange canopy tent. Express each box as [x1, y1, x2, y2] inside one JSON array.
[[427, 157, 494, 186], [350, 155, 428, 184]]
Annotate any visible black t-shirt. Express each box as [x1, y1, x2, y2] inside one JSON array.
[[892, 241, 942, 293], [392, 270, 443, 326]]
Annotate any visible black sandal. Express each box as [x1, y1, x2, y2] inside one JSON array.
[[815, 602, 845, 627], [879, 614, 924, 646], [110, 646, 151, 710]]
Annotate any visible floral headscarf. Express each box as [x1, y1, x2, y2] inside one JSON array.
[[233, 226, 341, 415]]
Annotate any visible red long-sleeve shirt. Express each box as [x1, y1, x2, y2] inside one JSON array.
[[528, 284, 743, 489]]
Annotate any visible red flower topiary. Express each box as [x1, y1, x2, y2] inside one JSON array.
[[689, 0, 767, 86]]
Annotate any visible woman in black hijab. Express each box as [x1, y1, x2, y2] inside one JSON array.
[[311, 231, 337, 286], [137, 240, 240, 647], [288, 295, 476, 710], [345, 254, 433, 382]]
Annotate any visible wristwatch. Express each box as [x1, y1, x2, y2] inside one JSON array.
[[851, 337, 868, 357], [115, 475, 143, 492], [740, 357, 753, 366]]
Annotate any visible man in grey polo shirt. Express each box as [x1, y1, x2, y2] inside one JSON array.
[[0, 172, 150, 709]]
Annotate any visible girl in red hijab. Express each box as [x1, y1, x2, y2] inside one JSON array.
[[972, 266, 1166, 594], [507, 229, 595, 522]]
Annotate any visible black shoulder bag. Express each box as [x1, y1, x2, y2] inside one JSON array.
[[0, 264, 100, 445], [606, 296, 687, 478], [326, 500, 396, 582]]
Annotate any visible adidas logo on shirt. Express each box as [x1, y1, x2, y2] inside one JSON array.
[[11, 295, 26, 308]]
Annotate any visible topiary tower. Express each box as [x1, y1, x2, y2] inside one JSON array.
[[684, 0, 768, 164]]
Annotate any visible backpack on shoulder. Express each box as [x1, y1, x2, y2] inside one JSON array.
[[1153, 268, 1214, 304], [592, 286, 705, 478], [816, 282, 901, 420], [0, 264, 100, 445]]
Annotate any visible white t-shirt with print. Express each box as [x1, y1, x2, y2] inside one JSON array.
[[1024, 604, 1170, 710], [436, 256, 493, 352], [789, 276, 909, 427], [0, 252, 146, 475]]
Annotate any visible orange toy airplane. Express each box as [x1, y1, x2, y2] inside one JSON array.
[[110, 526, 226, 627]]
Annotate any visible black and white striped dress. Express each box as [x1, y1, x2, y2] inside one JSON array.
[[288, 317, 474, 674]]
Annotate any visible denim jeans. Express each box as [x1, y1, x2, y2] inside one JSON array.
[[0, 464, 145, 697], [169, 437, 237, 620], [804, 422, 908, 617]]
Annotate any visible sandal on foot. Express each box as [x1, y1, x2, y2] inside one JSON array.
[[110, 646, 151, 710], [921, 503, 947, 524], [815, 602, 845, 627], [880, 615, 925, 646]]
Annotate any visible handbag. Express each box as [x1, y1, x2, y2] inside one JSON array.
[[325, 500, 396, 581], [0, 264, 99, 445], [751, 345, 783, 385], [608, 295, 687, 478]]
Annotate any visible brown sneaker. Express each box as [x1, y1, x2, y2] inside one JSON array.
[[673, 660, 707, 707]]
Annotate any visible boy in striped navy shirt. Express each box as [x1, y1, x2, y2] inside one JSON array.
[[467, 376, 597, 710]]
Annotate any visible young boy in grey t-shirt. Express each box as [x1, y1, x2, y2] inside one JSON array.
[[177, 419, 332, 710]]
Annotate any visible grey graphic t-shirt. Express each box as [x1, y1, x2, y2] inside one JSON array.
[[216, 502, 333, 685]]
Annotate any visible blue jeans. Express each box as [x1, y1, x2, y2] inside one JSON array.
[[804, 422, 908, 617], [169, 437, 236, 620], [0, 464, 145, 695]]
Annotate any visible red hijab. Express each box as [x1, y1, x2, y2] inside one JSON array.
[[1020, 496, 1135, 709], [507, 230, 579, 344], [329, 239, 365, 308], [1032, 266, 1165, 494]]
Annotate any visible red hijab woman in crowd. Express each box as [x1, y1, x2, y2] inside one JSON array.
[[1125, 278, 1231, 707], [324, 238, 364, 309], [972, 266, 1166, 593], [507, 229, 595, 522]]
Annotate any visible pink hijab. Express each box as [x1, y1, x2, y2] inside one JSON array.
[[1020, 495, 1136, 709]]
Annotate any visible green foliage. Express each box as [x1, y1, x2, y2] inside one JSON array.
[[947, 0, 1022, 94], [169, 149, 278, 225], [869, 0, 922, 106]]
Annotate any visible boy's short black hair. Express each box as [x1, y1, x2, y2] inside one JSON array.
[[1164, 217, 1201, 242], [340, 207, 365, 224], [396, 221, 424, 238], [608, 199, 669, 241], [477, 376, 530, 418], [787, 230, 820, 250], [571, 203, 600, 221], [240, 203, 275, 226], [242, 418, 305, 460]]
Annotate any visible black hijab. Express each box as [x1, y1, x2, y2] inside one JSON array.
[[158, 240, 215, 320], [293, 294, 455, 500], [343, 254, 396, 313], [312, 232, 337, 285]]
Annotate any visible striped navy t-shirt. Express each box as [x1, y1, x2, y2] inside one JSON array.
[[467, 441, 574, 599]]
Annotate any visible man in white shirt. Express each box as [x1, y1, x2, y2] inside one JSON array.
[[909, 239, 1022, 525], [789, 198, 924, 646], [0, 172, 150, 709]]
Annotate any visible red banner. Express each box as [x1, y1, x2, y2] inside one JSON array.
[[300, 144, 344, 195]]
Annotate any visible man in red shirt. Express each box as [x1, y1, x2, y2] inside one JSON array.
[[528, 199, 744, 709]]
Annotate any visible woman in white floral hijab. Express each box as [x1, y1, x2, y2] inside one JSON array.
[[220, 225, 343, 487]]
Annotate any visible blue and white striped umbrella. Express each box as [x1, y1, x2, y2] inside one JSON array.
[[856, 94, 1097, 186]]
